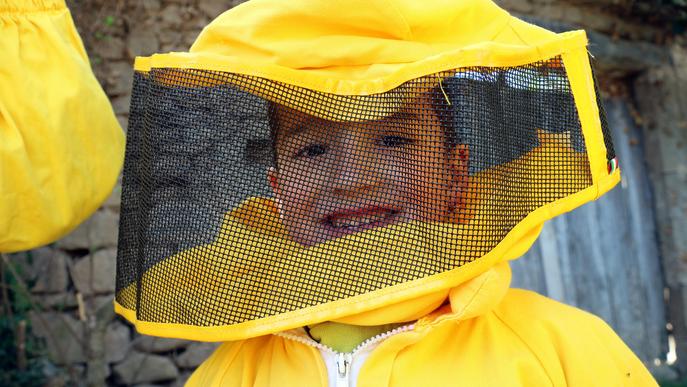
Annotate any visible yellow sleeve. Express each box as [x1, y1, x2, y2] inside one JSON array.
[[0, 0, 125, 252], [495, 289, 658, 386]]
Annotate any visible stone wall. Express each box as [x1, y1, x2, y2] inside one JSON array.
[[4, 0, 685, 385], [4, 2, 233, 385]]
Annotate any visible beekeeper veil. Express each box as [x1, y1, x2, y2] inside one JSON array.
[[115, 0, 619, 341]]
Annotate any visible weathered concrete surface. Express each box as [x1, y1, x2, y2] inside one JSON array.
[[634, 42, 687, 373], [512, 14, 671, 78]]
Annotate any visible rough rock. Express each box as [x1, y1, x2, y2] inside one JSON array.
[[160, 5, 183, 27], [95, 37, 126, 60], [141, 0, 161, 13], [198, 0, 230, 18], [170, 372, 193, 387], [134, 335, 190, 353], [158, 28, 182, 46], [7, 250, 40, 281], [36, 292, 78, 309], [69, 249, 117, 295], [85, 362, 111, 383], [183, 29, 203, 46], [71, 364, 86, 379], [118, 115, 130, 133], [105, 61, 135, 97], [174, 342, 219, 369], [113, 351, 180, 384], [89, 294, 116, 315], [104, 321, 131, 363], [10, 247, 47, 279], [104, 183, 122, 211], [28, 248, 70, 294], [127, 27, 160, 57], [56, 210, 119, 250], [29, 312, 86, 365], [40, 358, 66, 387], [111, 94, 132, 116], [44, 373, 68, 387], [499, 0, 534, 13]]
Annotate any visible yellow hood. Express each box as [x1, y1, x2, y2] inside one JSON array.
[[137, 0, 576, 95], [116, 0, 620, 342], [189, 0, 554, 84]]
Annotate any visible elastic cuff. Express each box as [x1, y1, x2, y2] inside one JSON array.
[[0, 0, 66, 13]]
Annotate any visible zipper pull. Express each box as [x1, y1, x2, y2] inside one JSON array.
[[336, 353, 353, 387]]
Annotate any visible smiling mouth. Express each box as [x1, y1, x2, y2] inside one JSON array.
[[324, 209, 400, 230]]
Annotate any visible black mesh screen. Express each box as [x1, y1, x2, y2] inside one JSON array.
[[116, 56, 595, 326], [589, 58, 616, 162]]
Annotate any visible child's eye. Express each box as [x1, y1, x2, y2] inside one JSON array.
[[380, 135, 414, 147], [296, 144, 328, 158]]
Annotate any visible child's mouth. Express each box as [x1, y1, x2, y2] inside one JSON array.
[[323, 207, 400, 232]]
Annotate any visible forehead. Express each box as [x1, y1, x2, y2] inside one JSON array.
[[271, 96, 436, 141]]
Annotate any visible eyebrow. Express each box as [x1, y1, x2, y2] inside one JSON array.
[[387, 110, 420, 122], [281, 115, 316, 139], [280, 108, 420, 140]]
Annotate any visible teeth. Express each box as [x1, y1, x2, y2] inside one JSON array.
[[329, 212, 393, 229]]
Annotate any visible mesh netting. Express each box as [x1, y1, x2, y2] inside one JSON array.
[[590, 62, 616, 161], [116, 56, 605, 326]]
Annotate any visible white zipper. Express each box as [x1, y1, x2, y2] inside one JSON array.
[[336, 352, 353, 387], [275, 323, 415, 387]]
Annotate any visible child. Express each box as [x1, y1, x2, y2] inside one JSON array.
[[113, 0, 658, 385], [267, 91, 469, 247]]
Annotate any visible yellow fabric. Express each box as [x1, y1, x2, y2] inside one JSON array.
[[114, 0, 620, 345], [158, 0, 554, 121], [136, 0, 565, 96], [188, 263, 656, 386], [307, 322, 405, 353], [0, 0, 125, 252]]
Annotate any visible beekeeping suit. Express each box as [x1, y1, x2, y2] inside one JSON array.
[[113, 0, 655, 385]]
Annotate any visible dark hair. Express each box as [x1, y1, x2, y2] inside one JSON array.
[[268, 85, 459, 170], [267, 103, 281, 168]]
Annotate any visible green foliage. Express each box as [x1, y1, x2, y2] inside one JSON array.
[[0, 258, 46, 387], [0, 318, 46, 387], [103, 15, 115, 27]]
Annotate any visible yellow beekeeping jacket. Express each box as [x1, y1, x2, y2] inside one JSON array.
[[188, 262, 657, 386], [111, 0, 655, 385]]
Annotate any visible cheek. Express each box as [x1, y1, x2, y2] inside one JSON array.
[[407, 151, 452, 217], [376, 154, 412, 198], [277, 165, 330, 220]]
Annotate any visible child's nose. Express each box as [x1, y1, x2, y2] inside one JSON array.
[[331, 134, 382, 194]]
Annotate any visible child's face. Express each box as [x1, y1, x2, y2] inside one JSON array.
[[268, 96, 468, 246]]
